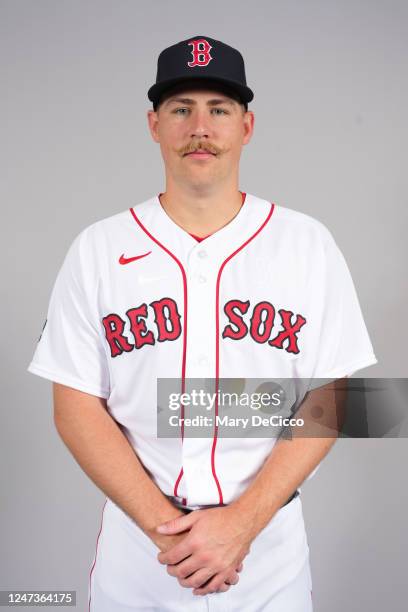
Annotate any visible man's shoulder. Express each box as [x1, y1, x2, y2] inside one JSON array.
[[74, 195, 155, 244], [261, 198, 336, 247], [57, 197, 156, 272], [272, 201, 329, 233]]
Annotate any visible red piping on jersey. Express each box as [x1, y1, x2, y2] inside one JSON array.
[[129, 204, 188, 503], [88, 499, 108, 611], [212, 201, 276, 505]]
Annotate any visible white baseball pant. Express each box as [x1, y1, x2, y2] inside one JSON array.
[[88, 495, 313, 611]]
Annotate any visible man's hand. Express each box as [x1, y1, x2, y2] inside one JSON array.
[[156, 506, 253, 596], [152, 513, 244, 594]]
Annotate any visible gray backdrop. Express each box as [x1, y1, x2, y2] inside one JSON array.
[[1, 0, 407, 610]]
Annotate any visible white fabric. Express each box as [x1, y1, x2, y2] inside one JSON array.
[[28, 193, 377, 506]]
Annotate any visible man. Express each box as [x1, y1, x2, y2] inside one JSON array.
[[27, 35, 377, 611]]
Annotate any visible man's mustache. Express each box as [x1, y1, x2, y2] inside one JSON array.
[[179, 142, 224, 156]]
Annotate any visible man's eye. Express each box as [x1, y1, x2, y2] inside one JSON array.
[[173, 108, 229, 115]]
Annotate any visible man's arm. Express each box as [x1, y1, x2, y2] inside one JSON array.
[[157, 377, 347, 595], [230, 377, 347, 535], [53, 383, 242, 593], [53, 383, 185, 552]]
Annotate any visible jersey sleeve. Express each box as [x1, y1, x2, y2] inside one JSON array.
[[27, 226, 111, 398], [311, 228, 377, 380]]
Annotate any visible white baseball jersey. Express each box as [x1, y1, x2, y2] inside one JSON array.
[[28, 191, 377, 508]]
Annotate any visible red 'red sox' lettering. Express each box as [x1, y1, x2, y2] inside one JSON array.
[[126, 304, 155, 350], [250, 301, 276, 344], [102, 297, 307, 358], [222, 299, 250, 340], [102, 297, 182, 358], [222, 299, 307, 354], [150, 297, 182, 342], [268, 308, 307, 353], [102, 313, 134, 358]]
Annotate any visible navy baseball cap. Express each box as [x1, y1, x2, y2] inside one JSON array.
[[147, 35, 254, 111]]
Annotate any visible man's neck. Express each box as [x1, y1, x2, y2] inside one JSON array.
[[158, 185, 244, 238]]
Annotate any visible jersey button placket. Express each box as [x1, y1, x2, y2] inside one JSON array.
[[181, 246, 219, 505], [188, 248, 214, 376]]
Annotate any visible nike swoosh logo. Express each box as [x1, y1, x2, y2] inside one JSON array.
[[119, 251, 152, 265]]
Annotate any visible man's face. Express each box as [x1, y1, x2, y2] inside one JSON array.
[[147, 86, 254, 189]]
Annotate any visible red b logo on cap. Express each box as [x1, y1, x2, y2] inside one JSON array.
[[187, 38, 213, 67]]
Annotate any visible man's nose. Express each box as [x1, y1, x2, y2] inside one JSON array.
[[189, 109, 212, 138]]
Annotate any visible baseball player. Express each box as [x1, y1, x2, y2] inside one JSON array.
[[27, 35, 377, 611]]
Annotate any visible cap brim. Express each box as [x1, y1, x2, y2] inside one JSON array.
[[148, 75, 254, 106]]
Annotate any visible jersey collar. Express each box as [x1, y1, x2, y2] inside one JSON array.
[[130, 192, 275, 265]]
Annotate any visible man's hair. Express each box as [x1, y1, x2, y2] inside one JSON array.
[[154, 79, 248, 114]]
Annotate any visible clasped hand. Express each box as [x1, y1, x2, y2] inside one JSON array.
[[156, 506, 253, 596]]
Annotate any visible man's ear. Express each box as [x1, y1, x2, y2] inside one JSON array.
[[147, 109, 160, 143], [243, 110, 255, 145]]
